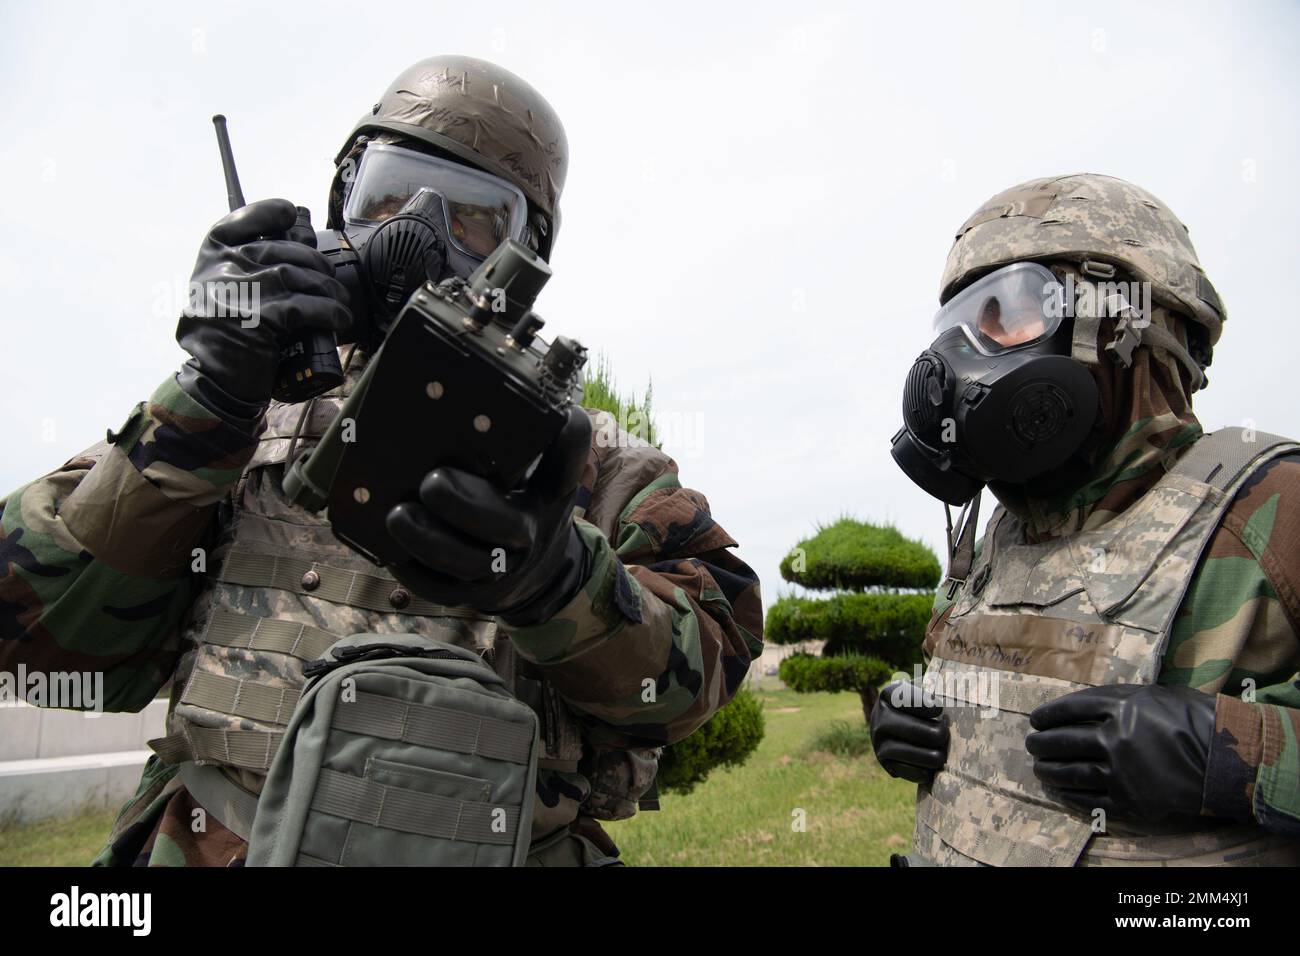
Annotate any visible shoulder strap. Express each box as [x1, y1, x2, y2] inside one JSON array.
[[1143, 426, 1300, 644], [1168, 427, 1299, 494]]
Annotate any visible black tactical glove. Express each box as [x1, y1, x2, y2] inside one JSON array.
[[176, 198, 351, 421], [870, 680, 950, 784], [1026, 684, 1216, 822], [385, 407, 593, 626]]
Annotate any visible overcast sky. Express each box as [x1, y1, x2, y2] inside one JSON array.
[[2, 0, 1297, 612]]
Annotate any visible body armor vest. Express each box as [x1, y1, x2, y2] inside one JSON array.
[[149, 354, 656, 844], [914, 428, 1300, 866]]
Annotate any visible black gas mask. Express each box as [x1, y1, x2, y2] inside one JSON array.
[[318, 142, 533, 351], [890, 262, 1100, 506]]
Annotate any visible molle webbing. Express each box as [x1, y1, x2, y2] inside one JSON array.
[[243, 633, 541, 867], [152, 725, 284, 771], [219, 549, 480, 618], [333, 691, 535, 765], [308, 768, 521, 848], [184, 671, 299, 726], [202, 611, 339, 662], [154, 540, 501, 773]]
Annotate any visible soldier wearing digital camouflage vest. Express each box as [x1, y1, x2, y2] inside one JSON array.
[[872, 173, 1300, 866], [0, 56, 763, 866]]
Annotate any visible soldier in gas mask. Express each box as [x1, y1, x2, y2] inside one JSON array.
[[873, 174, 1300, 866], [0, 55, 763, 866]]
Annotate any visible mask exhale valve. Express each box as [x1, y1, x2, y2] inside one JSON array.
[[360, 188, 447, 329]]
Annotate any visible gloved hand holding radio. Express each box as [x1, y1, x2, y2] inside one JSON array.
[[176, 198, 352, 422], [385, 406, 594, 626], [1026, 683, 1217, 821], [870, 680, 950, 784]]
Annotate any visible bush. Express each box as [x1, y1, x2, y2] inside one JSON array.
[[779, 653, 896, 724], [770, 517, 940, 728], [807, 720, 876, 758], [778, 653, 895, 694], [658, 688, 766, 796], [765, 591, 934, 660], [581, 353, 763, 788], [780, 518, 941, 592], [581, 352, 658, 447]]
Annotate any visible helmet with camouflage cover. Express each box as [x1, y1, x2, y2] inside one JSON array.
[[328, 55, 568, 259], [940, 174, 1226, 370]]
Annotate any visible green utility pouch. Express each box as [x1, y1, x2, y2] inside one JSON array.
[[245, 633, 539, 867]]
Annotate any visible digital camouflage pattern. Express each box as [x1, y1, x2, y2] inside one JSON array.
[[926, 443, 1300, 860], [924, 309, 1300, 853], [0, 351, 762, 867], [916, 174, 1300, 861], [917, 422, 1300, 865], [976, 264, 1300, 830], [940, 174, 1225, 352]]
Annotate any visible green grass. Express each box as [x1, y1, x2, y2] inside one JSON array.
[[605, 688, 916, 866], [0, 806, 116, 867], [807, 719, 876, 758], [0, 690, 917, 868]]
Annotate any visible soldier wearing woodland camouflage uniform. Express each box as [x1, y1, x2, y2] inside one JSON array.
[[0, 55, 762, 866], [873, 173, 1300, 865]]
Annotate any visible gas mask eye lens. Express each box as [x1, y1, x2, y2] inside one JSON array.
[[343, 143, 528, 261], [977, 293, 1051, 350], [933, 262, 1062, 355], [448, 202, 508, 258], [977, 296, 1005, 345], [358, 191, 410, 223]]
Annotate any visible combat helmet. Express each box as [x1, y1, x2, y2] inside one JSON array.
[[329, 55, 569, 259], [940, 174, 1226, 383]]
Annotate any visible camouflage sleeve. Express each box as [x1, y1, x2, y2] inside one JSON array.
[[501, 410, 764, 749], [1172, 454, 1300, 833], [0, 374, 261, 711], [1204, 692, 1300, 836]]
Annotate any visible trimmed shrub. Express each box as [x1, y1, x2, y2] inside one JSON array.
[[765, 591, 933, 661], [658, 688, 766, 796], [780, 519, 941, 592], [768, 517, 940, 726], [779, 653, 896, 722], [778, 653, 896, 693]]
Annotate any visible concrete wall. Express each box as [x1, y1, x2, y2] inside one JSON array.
[[0, 638, 812, 824], [0, 700, 166, 823], [745, 640, 824, 685]]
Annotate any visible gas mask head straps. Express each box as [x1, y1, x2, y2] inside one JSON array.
[[1064, 258, 1207, 392]]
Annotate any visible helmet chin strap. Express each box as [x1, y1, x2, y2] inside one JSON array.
[[943, 491, 982, 600]]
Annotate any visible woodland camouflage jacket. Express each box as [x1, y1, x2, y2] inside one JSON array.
[[0, 368, 763, 863]]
